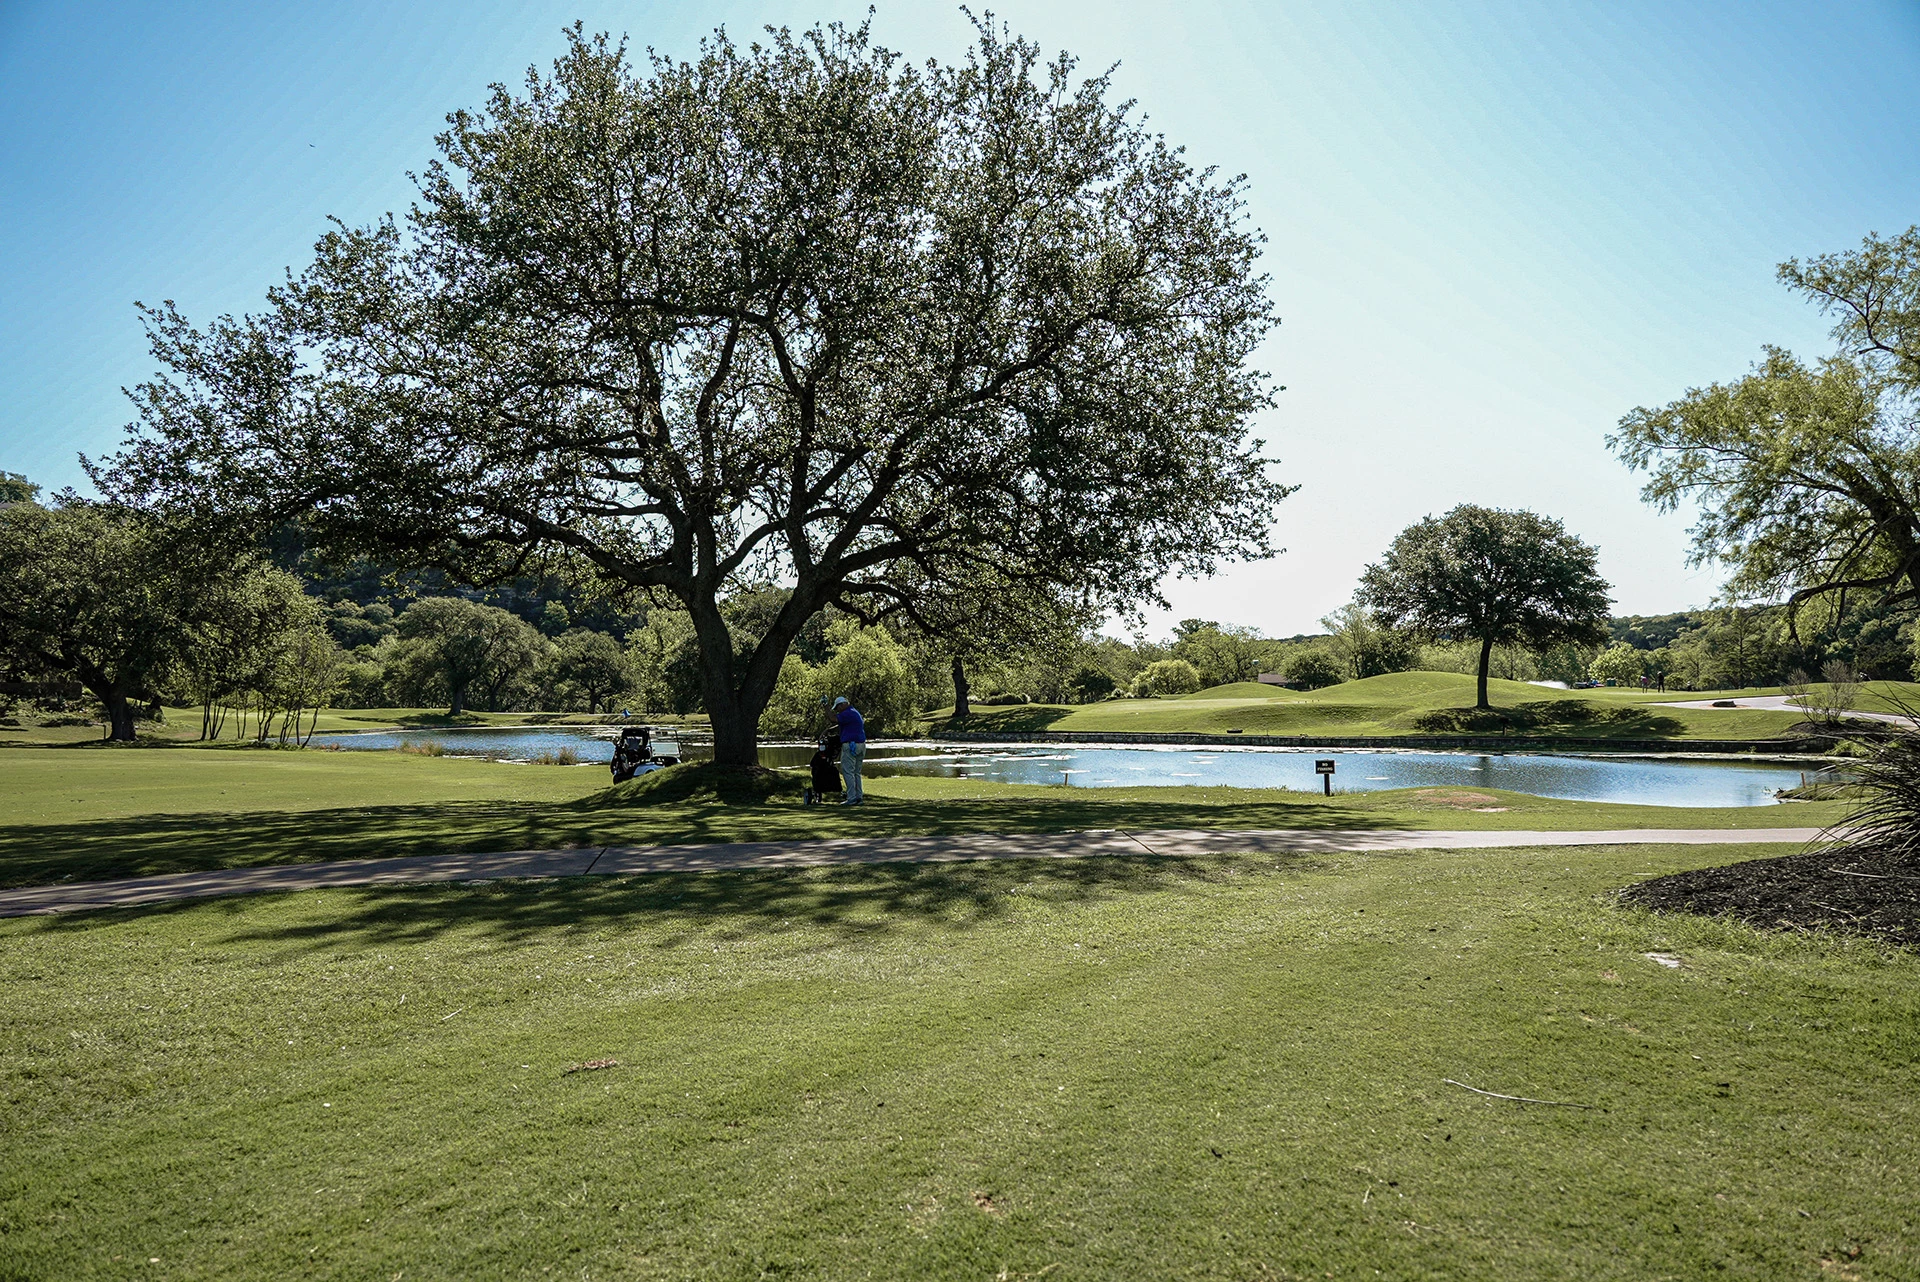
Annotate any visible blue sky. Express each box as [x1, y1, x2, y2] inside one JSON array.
[[3, 0, 1917, 636]]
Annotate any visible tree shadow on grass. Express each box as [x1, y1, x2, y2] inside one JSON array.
[[17, 847, 1337, 952], [1398, 701, 1689, 738], [923, 705, 1078, 734], [0, 789, 1400, 889]]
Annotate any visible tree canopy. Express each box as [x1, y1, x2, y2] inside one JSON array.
[[1611, 227, 1920, 631], [1358, 505, 1611, 709], [98, 18, 1289, 763], [0, 500, 197, 739]]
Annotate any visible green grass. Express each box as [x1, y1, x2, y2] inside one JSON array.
[[0, 748, 1851, 890], [2, 837, 1915, 1278], [0, 706, 704, 749], [931, 672, 1831, 741]]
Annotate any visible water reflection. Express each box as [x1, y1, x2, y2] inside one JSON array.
[[308, 726, 1824, 808]]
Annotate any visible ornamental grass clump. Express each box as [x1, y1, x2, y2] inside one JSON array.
[[1832, 723, 1920, 862]]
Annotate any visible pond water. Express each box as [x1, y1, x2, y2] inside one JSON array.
[[309, 726, 1828, 808]]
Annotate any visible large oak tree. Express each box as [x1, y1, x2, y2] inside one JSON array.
[[1358, 505, 1611, 709], [1610, 227, 1920, 634], [0, 500, 193, 740], [99, 19, 1289, 764]]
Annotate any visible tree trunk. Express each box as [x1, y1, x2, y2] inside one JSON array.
[[952, 655, 971, 719], [103, 690, 138, 742], [449, 684, 466, 716], [707, 692, 760, 767], [1476, 634, 1494, 710]]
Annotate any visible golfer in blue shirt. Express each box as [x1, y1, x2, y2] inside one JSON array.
[[831, 696, 866, 805]]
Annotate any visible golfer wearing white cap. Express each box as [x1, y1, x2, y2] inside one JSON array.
[[831, 695, 866, 804]]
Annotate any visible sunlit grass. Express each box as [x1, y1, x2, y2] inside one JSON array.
[[1, 838, 1912, 1278]]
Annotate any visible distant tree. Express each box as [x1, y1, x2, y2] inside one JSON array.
[[0, 501, 201, 740], [1281, 646, 1344, 690], [1172, 623, 1264, 688], [537, 600, 571, 637], [1319, 601, 1418, 680], [1359, 505, 1611, 709], [552, 629, 631, 712], [1611, 228, 1920, 633], [759, 654, 826, 739], [1134, 658, 1202, 698], [0, 472, 39, 505], [1669, 607, 1784, 691], [391, 597, 543, 715], [1533, 640, 1600, 687], [97, 19, 1288, 766], [626, 609, 705, 715], [176, 559, 316, 739], [255, 621, 345, 746], [1588, 642, 1645, 686], [819, 624, 918, 735], [1068, 663, 1117, 702]]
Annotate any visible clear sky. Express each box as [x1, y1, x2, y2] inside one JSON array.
[[3, 0, 1917, 637]]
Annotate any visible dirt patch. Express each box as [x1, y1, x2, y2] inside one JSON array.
[[1622, 846, 1920, 949]]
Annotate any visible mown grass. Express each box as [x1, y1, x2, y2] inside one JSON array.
[[0, 750, 1852, 890], [0, 705, 707, 749], [1, 838, 1914, 1279]]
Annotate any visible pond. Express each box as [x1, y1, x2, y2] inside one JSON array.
[[308, 726, 1829, 808]]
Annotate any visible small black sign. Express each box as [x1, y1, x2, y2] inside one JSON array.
[[1314, 759, 1336, 775]]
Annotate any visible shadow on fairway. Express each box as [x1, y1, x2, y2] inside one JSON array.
[[0, 792, 1399, 890], [1399, 701, 1690, 738], [922, 705, 1079, 734], [19, 847, 1336, 949]]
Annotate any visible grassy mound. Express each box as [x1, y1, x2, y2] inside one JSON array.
[[578, 761, 805, 809], [1171, 681, 1292, 700]]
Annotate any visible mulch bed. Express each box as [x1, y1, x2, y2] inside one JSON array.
[[1622, 844, 1920, 949]]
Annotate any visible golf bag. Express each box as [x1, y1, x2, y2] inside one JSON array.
[[803, 733, 843, 805]]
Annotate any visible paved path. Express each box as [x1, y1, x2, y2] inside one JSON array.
[[1655, 694, 1916, 726], [0, 827, 1830, 918]]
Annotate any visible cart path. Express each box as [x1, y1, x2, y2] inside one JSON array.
[[1654, 693, 1918, 726], [0, 826, 1833, 918]]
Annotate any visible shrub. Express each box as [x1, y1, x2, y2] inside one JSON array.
[[1831, 714, 1920, 860]]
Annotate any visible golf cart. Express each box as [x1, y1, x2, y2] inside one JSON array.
[[609, 726, 679, 783]]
